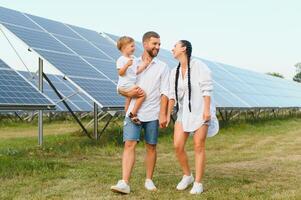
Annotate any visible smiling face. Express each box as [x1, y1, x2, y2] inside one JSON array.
[[143, 37, 161, 58], [172, 41, 186, 60]]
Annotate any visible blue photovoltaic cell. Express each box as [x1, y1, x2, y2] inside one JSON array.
[[83, 57, 118, 82], [0, 6, 41, 30], [55, 35, 110, 59], [26, 14, 82, 39], [4, 24, 73, 54], [92, 42, 121, 60], [0, 60, 54, 109], [71, 77, 124, 107], [69, 26, 113, 45], [35, 49, 107, 79]]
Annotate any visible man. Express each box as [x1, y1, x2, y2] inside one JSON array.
[[111, 31, 170, 194]]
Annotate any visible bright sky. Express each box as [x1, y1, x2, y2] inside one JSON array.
[[0, 0, 300, 79]]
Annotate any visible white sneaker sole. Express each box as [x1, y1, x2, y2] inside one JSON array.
[[145, 186, 157, 191], [176, 179, 194, 190], [110, 186, 130, 194]]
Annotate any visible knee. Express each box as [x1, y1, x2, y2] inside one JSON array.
[[174, 143, 184, 154], [124, 141, 137, 150], [194, 142, 205, 153], [146, 144, 156, 153]]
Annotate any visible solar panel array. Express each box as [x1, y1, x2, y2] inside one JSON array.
[[0, 6, 124, 109], [1, 6, 301, 110], [0, 59, 55, 110]]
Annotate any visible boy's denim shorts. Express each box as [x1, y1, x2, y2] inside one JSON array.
[[123, 117, 159, 145]]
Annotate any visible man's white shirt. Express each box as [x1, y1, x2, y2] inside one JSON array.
[[126, 57, 170, 122]]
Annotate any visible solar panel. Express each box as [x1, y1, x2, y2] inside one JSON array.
[[0, 7, 41, 30], [18, 71, 93, 112], [0, 59, 55, 110]]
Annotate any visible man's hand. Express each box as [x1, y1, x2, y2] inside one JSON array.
[[119, 87, 144, 98], [159, 113, 167, 128]]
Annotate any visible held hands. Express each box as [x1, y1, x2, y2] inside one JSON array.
[[166, 114, 171, 128], [159, 113, 167, 128]]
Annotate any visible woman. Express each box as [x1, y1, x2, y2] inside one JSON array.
[[167, 40, 219, 194]]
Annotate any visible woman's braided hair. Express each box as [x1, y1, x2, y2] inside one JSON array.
[[175, 40, 192, 113]]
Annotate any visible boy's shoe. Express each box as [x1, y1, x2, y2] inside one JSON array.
[[110, 180, 130, 194], [128, 112, 141, 125], [189, 182, 204, 194], [176, 174, 194, 190], [145, 179, 157, 191]]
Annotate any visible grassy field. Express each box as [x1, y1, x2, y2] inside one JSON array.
[[0, 117, 300, 199]]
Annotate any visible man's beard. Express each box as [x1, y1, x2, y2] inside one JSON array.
[[146, 48, 159, 58]]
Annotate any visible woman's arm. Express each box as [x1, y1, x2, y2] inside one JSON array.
[[166, 99, 175, 127], [203, 96, 211, 122]]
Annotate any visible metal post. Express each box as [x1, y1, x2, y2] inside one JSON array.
[[94, 102, 98, 140], [38, 58, 43, 146]]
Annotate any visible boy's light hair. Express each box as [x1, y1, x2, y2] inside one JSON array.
[[117, 36, 134, 51]]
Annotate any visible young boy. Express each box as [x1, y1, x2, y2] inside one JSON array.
[[116, 36, 148, 125]]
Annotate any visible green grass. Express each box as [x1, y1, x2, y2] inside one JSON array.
[[0, 117, 300, 199]]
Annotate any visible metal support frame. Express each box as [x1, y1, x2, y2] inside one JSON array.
[[94, 102, 98, 139], [97, 114, 114, 140], [38, 58, 43, 146], [43, 72, 91, 139]]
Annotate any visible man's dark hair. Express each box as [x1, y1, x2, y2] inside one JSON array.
[[142, 31, 160, 42]]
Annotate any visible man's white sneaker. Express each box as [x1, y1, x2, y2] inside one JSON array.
[[176, 174, 194, 190], [110, 180, 130, 194], [145, 179, 157, 191], [189, 182, 204, 194]]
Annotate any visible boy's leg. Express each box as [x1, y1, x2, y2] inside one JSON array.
[[124, 97, 131, 113], [131, 90, 146, 115]]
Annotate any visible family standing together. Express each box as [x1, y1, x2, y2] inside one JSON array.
[[110, 31, 219, 195]]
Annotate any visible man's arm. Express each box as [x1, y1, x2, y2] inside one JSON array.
[[159, 94, 168, 128], [159, 65, 170, 128]]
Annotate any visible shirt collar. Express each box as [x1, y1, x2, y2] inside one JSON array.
[[138, 56, 158, 65]]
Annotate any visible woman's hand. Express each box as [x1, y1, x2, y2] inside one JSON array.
[[166, 114, 171, 128]]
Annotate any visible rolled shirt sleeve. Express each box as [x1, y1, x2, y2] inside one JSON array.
[[199, 65, 213, 97], [159, 64, 170, 97], [168, 68, 176, 100]]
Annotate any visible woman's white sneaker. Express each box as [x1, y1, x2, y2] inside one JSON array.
[[145, 179, 157, 191], [176, 174, 194, 190], [110, 180, 130, 194], [189, 182, 204, 194]]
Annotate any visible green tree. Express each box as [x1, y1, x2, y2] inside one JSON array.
[[293, 62, 301, 83], [266, 72, 284, 79]]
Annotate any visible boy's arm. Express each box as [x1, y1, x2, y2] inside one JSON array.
[[118, 59, 133, 76]]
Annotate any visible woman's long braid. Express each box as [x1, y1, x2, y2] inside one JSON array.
[[174, 40, 192, 113], [181, 40, 192, 112], [175, 63, 180, 113]]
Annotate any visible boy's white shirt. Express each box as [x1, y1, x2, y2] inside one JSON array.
[[116, 55, 138, 88]]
